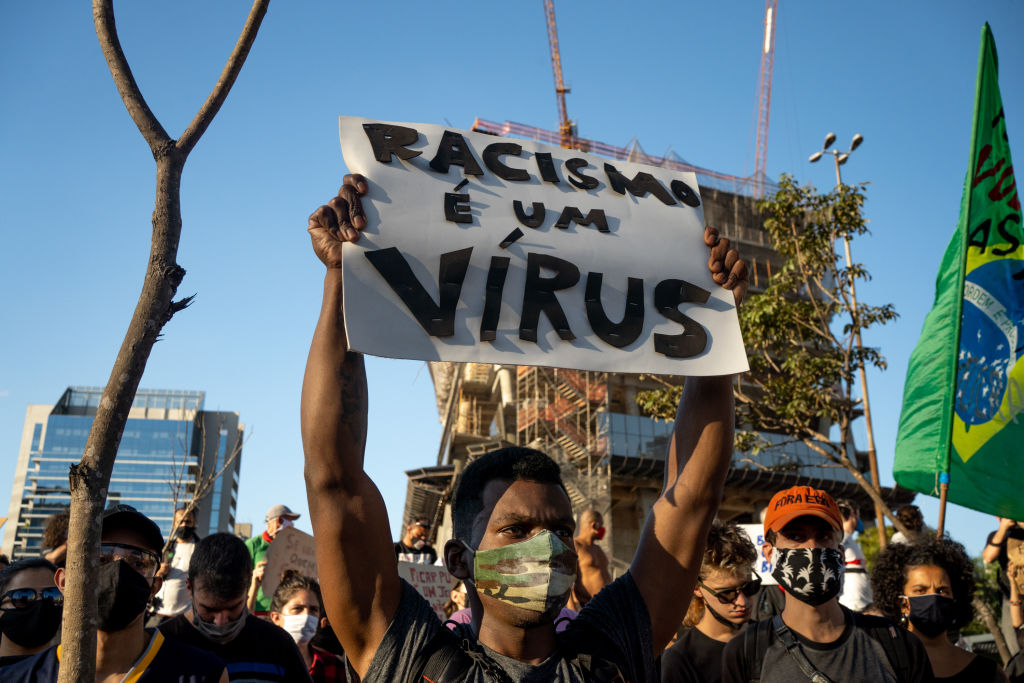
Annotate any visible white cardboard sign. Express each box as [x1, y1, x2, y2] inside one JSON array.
[[262, 527, 318, 598], [338, 117, 748, 376], [397, 561, 453, 620]]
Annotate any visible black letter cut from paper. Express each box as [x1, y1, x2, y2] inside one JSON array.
[[604, 163, 676, 205], [364, 247, 473, 337], [429, 131, 484, 176], [362, 123, 422, 163], [480, 256, 511, 342], [535, 152, 560, 183], [519, 253, 580, 343], [653, 279, 710, 358], [444, 192, 472, 223], [585, 273, 644, 348], [565, 158, 600, 190], [514, 200, 546, 228], [554, 206, 609, 232], [483, 142, 530, 182], [670, 179, 701, 207]]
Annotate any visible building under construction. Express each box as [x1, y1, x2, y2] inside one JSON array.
[[401, 185, 912, 573]]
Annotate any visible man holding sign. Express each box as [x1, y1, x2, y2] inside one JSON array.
[[302, 120, 747, 681]]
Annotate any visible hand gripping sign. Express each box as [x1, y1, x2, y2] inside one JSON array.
[[339, 117, 748, 376]]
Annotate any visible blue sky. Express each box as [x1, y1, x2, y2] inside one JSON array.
[[1, 2, 1022, 557]]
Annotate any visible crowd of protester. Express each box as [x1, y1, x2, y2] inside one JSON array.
[[1, 181, 1021, 682]]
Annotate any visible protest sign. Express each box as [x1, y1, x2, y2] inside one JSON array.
[[338, 117, 748, 376], [397, 561, 453, 620], [263, 527, 318, 598], [739, 523, 776, 585]]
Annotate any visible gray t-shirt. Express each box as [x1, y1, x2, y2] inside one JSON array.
[[357, 572, 655, 682], [721, 611, 934, 683]]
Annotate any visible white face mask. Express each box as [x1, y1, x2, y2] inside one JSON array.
[[277, 518, 294, 533], [282, 613, 318, 645]]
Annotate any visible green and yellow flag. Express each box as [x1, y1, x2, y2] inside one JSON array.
[[895, 24, 1024, 518]]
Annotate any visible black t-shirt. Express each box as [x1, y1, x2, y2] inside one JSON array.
[[661, 627, 728, 683], [394, 541, 438, 564], [355, 571, 655, 682], [935, 653, 1002, 682], [721, 610, 935, 683], [986, 527, 1024, 597], [0, 628, 225, 682], [160, 612, 310, 682]]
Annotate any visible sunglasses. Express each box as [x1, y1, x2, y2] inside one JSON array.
[[99, 543, 161, 580], [1, 587, 64, 610], [698, 575, 762, 604]]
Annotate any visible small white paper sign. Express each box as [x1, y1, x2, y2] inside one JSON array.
[[338, 117, 748, 376], [740, 523, 777, 585]]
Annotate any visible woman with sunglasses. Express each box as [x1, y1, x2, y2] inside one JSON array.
[[661, 520, 759, 683], [0, 558, 61, 667]]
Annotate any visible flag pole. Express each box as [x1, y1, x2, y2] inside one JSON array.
[[936, 472, 950, 537]]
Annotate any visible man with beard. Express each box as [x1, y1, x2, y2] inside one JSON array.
[[722, 486, 934, 683], [662, 521, 759, 683], [2, 505, 227, 682], [0, 558, 62, 667], [160, 532, 311, 682], [301, 175, 749, 681]]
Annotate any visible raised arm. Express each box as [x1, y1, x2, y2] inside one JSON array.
[[629, 227, 747, 653], [301, 174, 401, 677]]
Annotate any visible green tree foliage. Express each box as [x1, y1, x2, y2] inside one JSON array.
[[638, 175, 903, 526]]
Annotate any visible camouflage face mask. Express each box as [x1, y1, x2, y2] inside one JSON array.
[[470, 530, 578, 613]]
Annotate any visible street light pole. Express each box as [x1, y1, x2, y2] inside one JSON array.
[[811, 133, 888, 551]]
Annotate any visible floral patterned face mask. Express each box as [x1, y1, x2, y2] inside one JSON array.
[[771, 547, 844, 606]]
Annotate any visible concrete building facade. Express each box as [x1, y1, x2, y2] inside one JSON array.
[[3, 386, 243, 560]]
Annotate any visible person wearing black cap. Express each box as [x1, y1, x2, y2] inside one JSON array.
[[394, 517, 437, 564], [2, 504, 227, 682], [0, 558, 61, 667], [245, 504, 300, 616]]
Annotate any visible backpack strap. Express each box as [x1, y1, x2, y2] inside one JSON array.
[[771, 615, 836, 683], [409, 625, 520, 683], [852, 612, 911, 682], [744, 618, 774, 683], [409, 626, 475, 682]]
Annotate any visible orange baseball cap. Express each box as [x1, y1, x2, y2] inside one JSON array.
[[763, 486, 843, 535]]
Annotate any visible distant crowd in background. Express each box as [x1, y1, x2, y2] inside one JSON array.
[[1, 492, 1023, 681]]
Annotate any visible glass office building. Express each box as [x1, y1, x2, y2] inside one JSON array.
[[3, 387, 243, 560]]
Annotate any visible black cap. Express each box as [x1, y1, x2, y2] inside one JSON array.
[[102, 504, 164, 554]]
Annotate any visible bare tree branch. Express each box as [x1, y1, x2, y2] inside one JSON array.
[[92, 0, 170, 151], [178, 0, 270, 156]]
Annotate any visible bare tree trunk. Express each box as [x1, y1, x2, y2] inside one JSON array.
[[974, 596, 1012, 665], [58, 3, 268, 681]]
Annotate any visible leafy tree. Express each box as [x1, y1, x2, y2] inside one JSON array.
[[638, 175, 906, 531]]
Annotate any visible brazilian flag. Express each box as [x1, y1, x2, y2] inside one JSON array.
[[895, 24, 1024, 518]]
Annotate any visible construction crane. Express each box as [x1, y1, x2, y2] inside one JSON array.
[[754, 0, 778, 195], [543, 0, 577, 150]]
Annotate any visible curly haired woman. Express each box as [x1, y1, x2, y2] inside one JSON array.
[[872, 536, 1007, 682]]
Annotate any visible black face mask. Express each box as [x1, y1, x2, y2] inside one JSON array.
[[96, 560, 152, 632], [905, 594, 958, 637], [175, 526, 196, 541], [0, 599, 63, 648]]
